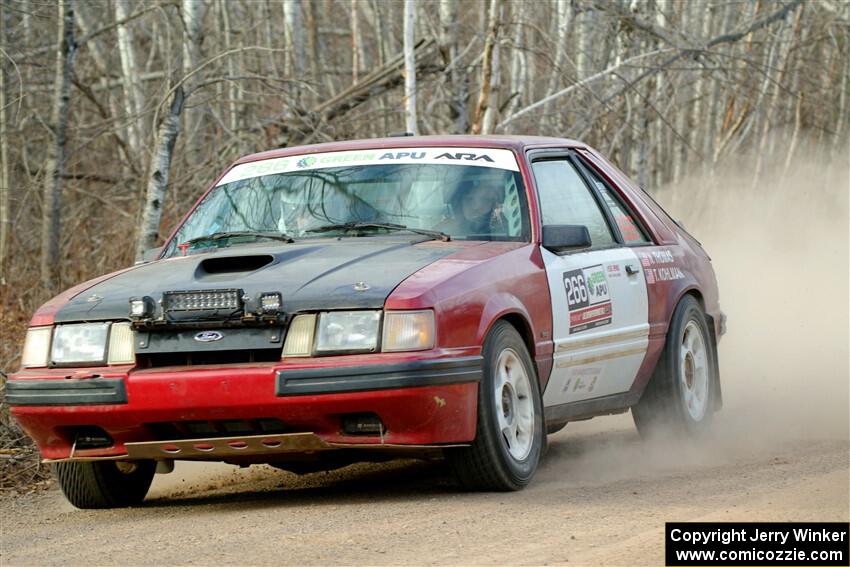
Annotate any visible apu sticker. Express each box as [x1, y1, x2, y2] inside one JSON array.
[[217, 147, 520, 185], [563, 264, 613, 334]]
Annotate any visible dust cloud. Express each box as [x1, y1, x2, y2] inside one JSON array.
[[541, 145, 849, 490], [663, 145, 849, 444]]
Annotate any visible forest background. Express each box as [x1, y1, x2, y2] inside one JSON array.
[[0, 0, 847, 488]]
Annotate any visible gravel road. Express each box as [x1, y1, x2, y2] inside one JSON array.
[[2, 411, 847, 566]]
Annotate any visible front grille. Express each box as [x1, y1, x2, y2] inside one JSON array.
[[145, 418, 289, 440], [136, 348, 281, 368]]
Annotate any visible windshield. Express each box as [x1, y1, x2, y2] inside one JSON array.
[[163, 147, 529, 258]]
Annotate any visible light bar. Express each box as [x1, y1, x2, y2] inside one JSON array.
[[163, 289, 241, 312]]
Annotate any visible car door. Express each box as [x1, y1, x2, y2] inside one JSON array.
[[529, 151, 650, 409]]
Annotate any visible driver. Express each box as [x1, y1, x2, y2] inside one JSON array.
[[443, 180, 506, 237]]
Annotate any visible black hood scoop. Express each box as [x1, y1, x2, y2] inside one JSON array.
[[196, 254, 274, 277]]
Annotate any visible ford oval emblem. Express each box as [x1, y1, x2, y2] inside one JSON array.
[[194, 331, 223, 342]]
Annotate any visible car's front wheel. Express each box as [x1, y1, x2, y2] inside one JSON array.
[[632, 295, 718, 436], [448, 321, 544, 491], [54, 460, 156, 509]]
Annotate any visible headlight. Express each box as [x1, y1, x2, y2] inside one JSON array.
[[382, 311, 435, 352], [21, 327, 52, 368], [315, 311, 381, 354], [51, 323, 110, 365]]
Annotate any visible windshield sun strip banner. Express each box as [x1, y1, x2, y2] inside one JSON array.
[[216, 147, 520, 186]]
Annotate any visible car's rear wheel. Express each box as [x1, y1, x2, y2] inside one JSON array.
[[447, 321, 544, 491], [632, 295, 718, 436], [54, 460, 156, 509]]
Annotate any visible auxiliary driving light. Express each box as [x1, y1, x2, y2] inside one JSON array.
[[259, 292, 282, 314], [129, 296, 156, 320]]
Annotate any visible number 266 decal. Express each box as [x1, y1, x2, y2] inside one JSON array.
[[563, 264, 614, 334], [565, 274, 588, 307], [562, 265, 611, 311]]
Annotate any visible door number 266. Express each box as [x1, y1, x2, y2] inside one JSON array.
[[565, 275, 588, 307]]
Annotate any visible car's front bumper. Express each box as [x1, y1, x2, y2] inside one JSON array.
[[8, 352, 482, 461]]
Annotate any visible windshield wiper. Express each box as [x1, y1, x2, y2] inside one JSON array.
[[306, 222, 451, 242], [182, 230, 295, 247]]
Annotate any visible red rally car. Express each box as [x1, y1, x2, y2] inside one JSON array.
[[8, 136, 724, 508]]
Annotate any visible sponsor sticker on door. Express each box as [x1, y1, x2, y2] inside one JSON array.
[[562, 264, 613, 334]]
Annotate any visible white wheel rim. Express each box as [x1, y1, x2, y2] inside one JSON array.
[[493, 348, 534, 460], [680, 320, 709, 421]]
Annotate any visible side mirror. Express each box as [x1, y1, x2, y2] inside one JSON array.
[[541, 225, 592, 254], [137, 246, 163, 264]]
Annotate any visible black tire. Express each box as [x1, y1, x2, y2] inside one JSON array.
[[447, 321, 544, 491], [54, 460, 156, 509], [632, 295, 718, 437]]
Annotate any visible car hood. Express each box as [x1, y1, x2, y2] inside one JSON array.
[[53, 238, 467, 323]]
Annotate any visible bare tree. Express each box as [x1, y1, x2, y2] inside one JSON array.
[[541, 0, 573, 129], [404, 0, 418, 134], [181, 0, 205, 154], [472, 0, 503, 134], [0, 0, 8, 281], [41, 0, 77, 291], [136, 87, 185, 259], [114, 0, 144, 156]]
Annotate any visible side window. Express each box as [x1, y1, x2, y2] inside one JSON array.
[[531, 159, 615, 249], [580, 164, 650, 244]]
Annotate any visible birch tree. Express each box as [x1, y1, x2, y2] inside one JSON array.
[[541, 0, 573, 129], [181, 0, 205, 155], [472, 0, 502, 134], [0, 0, 8, 280], [136, 87, 185, 259], [114, 0, 144, 157], [403, 0, 418, 134], [41, 0, 76, 290]]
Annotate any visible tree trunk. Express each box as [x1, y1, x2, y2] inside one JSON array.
[[41, 0, 77, 291], [541, 0, 572, 131], [750, 9, 797, 189], [832, 51, 849, 156], [439, 0, 467, 134], [403, 0, 418, 134], [283, 0, 304, 77], [472, 0, 502, 134], [351, 0, 365, 84], [576, 7, 596, 80], [304, 0, 325, 103], [506, 3, 526, 123], [114, 0, 144, 156], [0, 0, 8, 281], [136, 87, 185, 259], [220, 0, 240, 135], [181, 0, 204, 153]]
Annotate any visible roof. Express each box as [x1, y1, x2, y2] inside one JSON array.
[[235, 134, 586, 164]]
